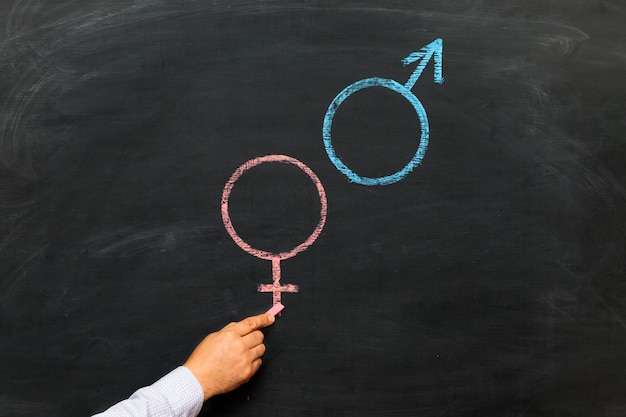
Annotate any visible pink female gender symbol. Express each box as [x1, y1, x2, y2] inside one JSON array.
[[221, 155, 328, 305]]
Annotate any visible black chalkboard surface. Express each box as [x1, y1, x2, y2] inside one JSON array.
[[1, 1, 625, 416]]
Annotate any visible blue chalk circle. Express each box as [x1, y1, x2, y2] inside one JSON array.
[[323, 78, 429, 186], [323, 38, 443, 186]]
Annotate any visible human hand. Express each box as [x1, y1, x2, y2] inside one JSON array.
[[183, 313, 275, 400]]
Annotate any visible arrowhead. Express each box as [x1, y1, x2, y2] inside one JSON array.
[[402, 38, 444, 88]]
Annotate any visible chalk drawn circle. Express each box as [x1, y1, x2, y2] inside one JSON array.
[[322, 77, 430, 186], [221, 155, 327, 261]]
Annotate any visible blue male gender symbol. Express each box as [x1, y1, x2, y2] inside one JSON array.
[[322, 38, 444, 186]]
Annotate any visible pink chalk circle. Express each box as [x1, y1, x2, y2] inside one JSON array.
[[221, 154, 327, 260], [221, 154, 327, 305]]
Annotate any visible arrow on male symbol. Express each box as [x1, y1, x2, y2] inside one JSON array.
[[402, 38, 444, 89]]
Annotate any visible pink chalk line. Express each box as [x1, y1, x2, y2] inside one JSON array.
[[221, 154, 327, 305]]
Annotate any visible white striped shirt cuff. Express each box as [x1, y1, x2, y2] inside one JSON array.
[[93, 366, 204, 417]]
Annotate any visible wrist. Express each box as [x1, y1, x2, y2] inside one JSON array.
[[183, 364, 219, 401]]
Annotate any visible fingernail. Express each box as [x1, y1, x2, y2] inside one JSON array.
[[268, 314, 275, 323]]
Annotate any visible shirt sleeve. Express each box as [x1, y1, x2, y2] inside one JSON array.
[[92, 366, 204, 417]]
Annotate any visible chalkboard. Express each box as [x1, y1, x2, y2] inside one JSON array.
[[1, 1, 625, 416]]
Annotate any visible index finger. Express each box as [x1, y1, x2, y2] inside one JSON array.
[[233, 313, 275, 336]]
